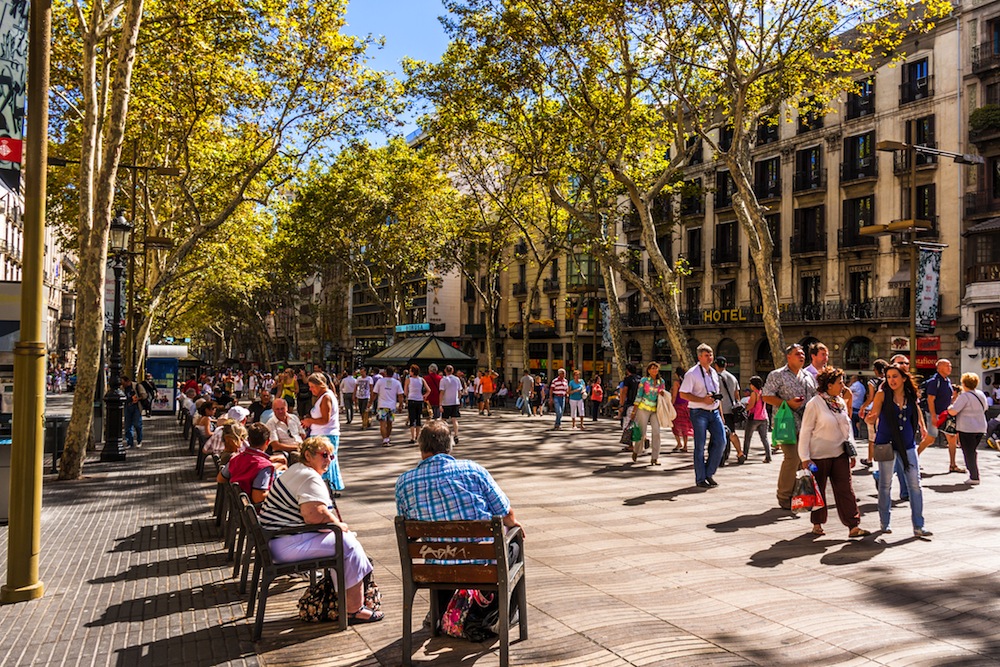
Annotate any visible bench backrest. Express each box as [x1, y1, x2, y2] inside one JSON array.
[[243, 503, 277, 570], [394, 516, 511, 588]]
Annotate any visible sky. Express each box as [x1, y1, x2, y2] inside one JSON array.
[[345, 0, 451, 144]]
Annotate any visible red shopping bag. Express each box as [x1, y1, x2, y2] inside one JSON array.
[[791, 470, 825, 513]]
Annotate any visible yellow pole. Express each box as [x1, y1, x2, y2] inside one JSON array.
[[2, 0, 51, 604]]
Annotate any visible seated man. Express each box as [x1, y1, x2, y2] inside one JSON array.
[[248, 389, 273, 424], [395, 420, 524, 620], [266, 398, 305, 461], [218, 423, 275, 503]]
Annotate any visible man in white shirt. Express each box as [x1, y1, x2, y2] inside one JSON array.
[[340, 371, 358, 424], [355, 368, 374, 430], [372, 365, 405, 446], [266, 398, 305, 460], [438, 364, 464, 443], [679, 343, 727, 488]]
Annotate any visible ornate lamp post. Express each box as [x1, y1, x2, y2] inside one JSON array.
[[100, 211, 133, 463]]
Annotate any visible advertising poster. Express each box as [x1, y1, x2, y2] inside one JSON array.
[[916, 247, 942, 334]]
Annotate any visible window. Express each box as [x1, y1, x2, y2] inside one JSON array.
[[651, 193, 671, 225], [518, 263, 526, 283], [686, 136, 703, 165], [977, 308, 1000, 345], [794, 146, 823, 190], [754, 157, 781, 199], [846, 78, 876, 119], [973, 232, 1000, 265], [756, 116, 779, 145], [681, 178, 703, 215], [842, 132, 875, 180], [686, 227, 703, 267], [719, 281, 736, 309], [719, 125, 734, 152], [715, 170, 736, 209], [714, 222, 738, 264], [842, 195, 875, 248], [657, 233, 672, 265], [685, 285, 701, 313], [905, 116, 937, 166], [801, 273, 821, 306], [766, 213, 781, 258], [903, 184, 936, 221], [901, 58, 931, 104], [797, 97, 823, 133], [993, 158, 1000, 200], [792, 206, 825, 254], [849, 268, 871, 304]]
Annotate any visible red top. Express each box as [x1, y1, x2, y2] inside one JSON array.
[[227, 448, 274, 496], [425, 372, 442, 406]]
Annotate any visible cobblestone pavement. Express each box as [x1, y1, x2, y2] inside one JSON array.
[[2, 400, 1000, 666]]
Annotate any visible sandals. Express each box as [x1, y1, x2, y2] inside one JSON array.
[[737, 455, 747, 465], [950, 465, 966, 473], [348, 606, 385, 625], [650, 459, 660, 466], [811, 525, 826, 536], [672, 445, 683, 453], [849, 528, 871, 538]]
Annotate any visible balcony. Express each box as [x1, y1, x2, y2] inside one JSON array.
[[972, 43, 1000, 74], [967, 262, 1000, 284], [753, 179, 781, 200], [711, 245, 740, 266], [970, 105, 1000, 144], [714, 189, 734, 210], [899, 76, 933, 105], [793, 168, 826, 193], [681, 250, 704, 271], [566, 256, 604, 293], [840, 157, 878, 183], [838, 228, 877, 251], [464, 323, 487, 337], [512, 281, 528, 296], [790, 232, 827, 256], [508, 320, 558, 339], [543, 277, 561, 293], [965, 191, 1000, 218], [846, 96, 875, 120], [893, 147, 937, 174], [680, 196, 704, 217], [621, 310, 663, 329]]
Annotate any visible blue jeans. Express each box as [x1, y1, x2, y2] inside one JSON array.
[[552, 396, 566, 428], [877, 448, 923, 531], [124, 405, 143, 447], [690, 408, 726, 484]]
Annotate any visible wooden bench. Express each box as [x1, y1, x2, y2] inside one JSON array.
[[395, 516, 527, 667]]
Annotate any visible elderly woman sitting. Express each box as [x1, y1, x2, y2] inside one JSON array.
[[258, 437, 382, 624]]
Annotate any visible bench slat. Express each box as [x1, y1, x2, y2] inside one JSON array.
[[411, 564, 498, 584], [407, 541, 497, 561], [404, 521, 495, 539]]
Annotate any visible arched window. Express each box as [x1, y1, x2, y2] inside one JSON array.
[[754, 339, 774, 377], [716, 338, 741, 377], [844, 336, 873, 369]]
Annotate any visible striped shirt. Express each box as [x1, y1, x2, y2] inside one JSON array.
[[550, 376, 569, 397], [258, 463, 332, 531]]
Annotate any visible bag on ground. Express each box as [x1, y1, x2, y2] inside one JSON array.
[[297, 574, 339, 622], [772, 401, 797, 445], [791, 470, 825, 513]]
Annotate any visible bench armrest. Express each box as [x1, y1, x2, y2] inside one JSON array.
[[265, 522, 343, 538]]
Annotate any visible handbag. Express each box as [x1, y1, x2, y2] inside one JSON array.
[[631, 421, 643, 442], [719, 376, 746, 426], [297, 574, 339, 622], [873, 443, 894, 462], [791, 470, 826, 513], [620, 422, 635, 445], [772, 401, 797, 445]]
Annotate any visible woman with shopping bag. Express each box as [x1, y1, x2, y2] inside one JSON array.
[[797, 367, 870, 538], [627, 362, 668, 466]]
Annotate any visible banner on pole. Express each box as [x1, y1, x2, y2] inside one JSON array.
[[600, 301, 612, 350], [0, 0, 28, 170], [916, 247, 942, 334]]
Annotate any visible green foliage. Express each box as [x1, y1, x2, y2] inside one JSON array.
[[970, 104, 1000, 135]]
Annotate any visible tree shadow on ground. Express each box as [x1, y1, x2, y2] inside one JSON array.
[[706, 507, 798, 533], [88, 551, 231, 584], [623, 486, 706, 506]]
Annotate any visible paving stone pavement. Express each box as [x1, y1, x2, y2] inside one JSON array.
[[2, 403, 1000, 666]]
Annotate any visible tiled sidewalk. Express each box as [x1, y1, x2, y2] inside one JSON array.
[[2, 407, 1000, 666]]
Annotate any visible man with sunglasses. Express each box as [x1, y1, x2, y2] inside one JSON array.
[[762, 343, 817, 510]]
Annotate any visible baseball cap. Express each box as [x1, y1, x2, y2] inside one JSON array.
[[227, 406, 250, 422]]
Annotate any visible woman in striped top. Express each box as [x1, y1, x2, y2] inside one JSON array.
[[258, 437, 381, 623]]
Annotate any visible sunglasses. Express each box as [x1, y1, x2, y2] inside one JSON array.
[[310, 451, 332, 460]]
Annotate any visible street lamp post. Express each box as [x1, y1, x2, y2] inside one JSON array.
[[865, 141, 982, 361], [100, 212, 133, 463]]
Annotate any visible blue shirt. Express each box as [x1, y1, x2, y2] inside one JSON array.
[[568, 379, 586, 400], [395, 454, 511, 522], [924, 373, 952, 416], [874, 398, 918, 449]]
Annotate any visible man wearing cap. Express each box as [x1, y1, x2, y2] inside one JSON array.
[[762, 343, 817, 510], [266, 398, 305, 461]]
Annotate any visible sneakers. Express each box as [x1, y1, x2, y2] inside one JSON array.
[[913, 528, 933, 538], [968, 478, 981, 485]]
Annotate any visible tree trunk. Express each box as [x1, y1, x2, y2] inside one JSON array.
[[600, 262, 627, 381]]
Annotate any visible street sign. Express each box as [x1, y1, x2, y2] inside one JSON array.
[[916, 336, 940, 351]]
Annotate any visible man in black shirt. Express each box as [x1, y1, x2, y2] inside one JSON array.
[[247, 389, 273, 423], [618, 364, 640, 428]]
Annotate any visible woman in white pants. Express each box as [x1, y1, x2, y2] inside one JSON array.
[[628, 362, 667, 466]]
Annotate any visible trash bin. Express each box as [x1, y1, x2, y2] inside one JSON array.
[[44, 416, 70, 474]]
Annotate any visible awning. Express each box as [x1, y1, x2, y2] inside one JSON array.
[[711, 279, 734, 289], [365, 335, 477, 368], [618, 289, 638, 301], [964, 217, 1000, 236], [888, 266, 911, 289]]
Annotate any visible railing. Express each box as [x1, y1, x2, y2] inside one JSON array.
[[840, 157, 878, 182], [899, 76, 933, 105], [682, 250, 704, 270], [711, 245, 740, 266], [893, 146, 937, 173], [793, 168, 826, 193], [838, 228, 877, 250], [967, 262, 1000, 284], [512, 281, 528, 296], [543, 277, 561, 292], [964, 191, 1000, 217], [714, 189, 734, 210], [681, 196, 704, 216], [790, 232, 827, 255], [972, 43, 1000, 74], [508, 321, 558, 339], [753, 179, 781, 200], [846, 96, 875, 120]]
